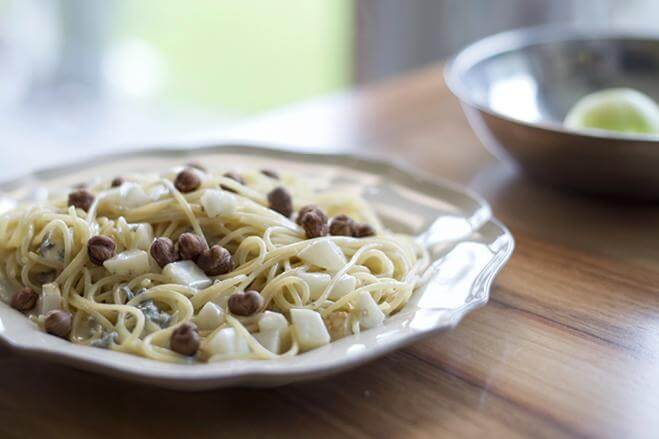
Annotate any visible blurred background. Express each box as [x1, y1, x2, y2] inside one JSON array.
[[0, 0, 656, 177]]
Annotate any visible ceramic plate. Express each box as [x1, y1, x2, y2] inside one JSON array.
[[0, 145, 513, 390]]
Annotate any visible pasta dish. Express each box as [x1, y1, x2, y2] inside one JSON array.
[[0, 164, 428, 363]]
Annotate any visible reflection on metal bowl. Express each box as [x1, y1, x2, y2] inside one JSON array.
[[445, 25, 659, 199]]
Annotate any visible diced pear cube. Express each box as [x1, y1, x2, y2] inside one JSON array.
[[39, 282, 62, 315], [258, 311, 289, 332], [38, 236, 62, 263], [298, 239, 347, 272], [254, 329, 283, 354], [132, 223, 153, 251], [297, 272, 330, 300], [298, 272, 357, 301], [355, 291, 385, 329], [104, 183, 150, 209], [195, 302, 225, 330], [290, 308, 330, 351], [329, 275, 357, 300], [163, 260, 211, 290], [103, 250, 150, 277], [201, 189, 236, 218], [123, 183, 150, 208], [206, 327, 250, 355], [148, 184, 169, 201]]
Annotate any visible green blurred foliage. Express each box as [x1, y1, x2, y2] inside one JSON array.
[[114, 0, 354, 114]]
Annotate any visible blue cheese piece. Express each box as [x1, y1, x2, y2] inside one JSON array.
[[91, 331, 119, 348], [103, 250, 150, 277], [137, 300, 171, 328], [290, 308, 330, 351], [163, 261, 211, 290], [38, 234, 64, 263], [206, 327, 250, 355], [354, 291, 385, 329], [298, 239, 347, 272]]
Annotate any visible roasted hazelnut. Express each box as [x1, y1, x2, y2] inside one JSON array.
[[10, 287, 38, 311], [87, 236, 116, 266], [197, 245, 234, 276], [170, 322, 200, 356], [68, 189, 95, 212], [301, 211, 328, 239], [44, 310, 72, 338], [296, 205, 327, 225], [150, 237, 179, 268], [329, 215, 355, 236], [220, 171, 244, 192], [111, 177, 125, 187], [177, 232, 207, 261], [174, 169, 201, 193], [186, 162, 206, 172], [267, 187, 293, 217], [353, 223, 376, 238], [260, 169, 279, 179], [228, 290, 263, 316]]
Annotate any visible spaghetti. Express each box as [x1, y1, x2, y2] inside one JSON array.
[[0, 165, 428, 363]]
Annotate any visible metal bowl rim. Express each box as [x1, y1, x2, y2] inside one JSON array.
[[444, 24, 659, 143]]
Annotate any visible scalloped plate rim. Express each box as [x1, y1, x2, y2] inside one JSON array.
[[0, 143, 514, 390]]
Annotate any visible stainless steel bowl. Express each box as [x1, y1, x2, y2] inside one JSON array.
[[445, 26, 659, 199]]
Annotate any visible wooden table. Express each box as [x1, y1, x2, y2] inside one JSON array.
[[3, 65, 659, 439]]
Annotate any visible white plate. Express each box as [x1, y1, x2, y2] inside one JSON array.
[[0, 145, 513, 390]]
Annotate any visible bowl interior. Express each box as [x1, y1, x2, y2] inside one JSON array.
[[453, 30, 659, 126]]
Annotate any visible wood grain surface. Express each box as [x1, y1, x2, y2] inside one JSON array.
[[2, 65, 659, 439]]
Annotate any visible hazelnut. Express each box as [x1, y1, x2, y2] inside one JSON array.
[[261, 169, 279, 179], [174, 169, 201, 193], [197, 245, 234, 276], [186, 162, 206, 172], [329, 215, 355, 236], [177, 232, 207, 261], [353, 223, 376, 238], [170, 322, 200, 356], [44, 310, 72, 338], [111, 177, 125, 187], [68, 189, 95, 212], [296, 205, 327, 225], [267, 187, 293, 217], [87, 236, 116, 266], [301, 211, 328, 239], [228, 290, 263, 316], [220, 171, 244, 192], [150, 237, 179, 268], [10, 287, 38, 311]]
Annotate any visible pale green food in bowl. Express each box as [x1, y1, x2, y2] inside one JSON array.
[[564, 88, 659, 135]]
